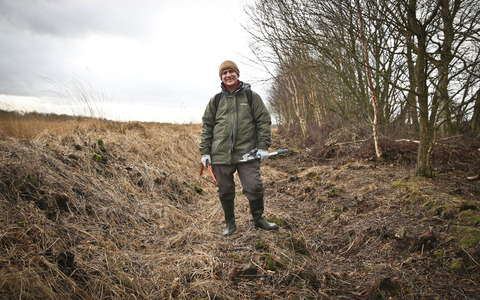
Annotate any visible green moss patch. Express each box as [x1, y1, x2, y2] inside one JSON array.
[[450, 225, 480, 249], [458, 210, 480, 225], [449, 258, 464, 272], [92, 153, 107, 163], [97, 139, 106, 152], [266, 217, 283, 227], [261, 253, 286, 271]]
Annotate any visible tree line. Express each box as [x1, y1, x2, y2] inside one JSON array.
[[244, 0, 480, 177]]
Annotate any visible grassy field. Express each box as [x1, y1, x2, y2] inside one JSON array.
[[1, 113, 480, 299]]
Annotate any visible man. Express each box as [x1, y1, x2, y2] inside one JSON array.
[[200, 60, 279, 236]]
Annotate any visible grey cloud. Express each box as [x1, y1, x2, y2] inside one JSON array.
[[0, 34, 59, 95], [0, 0, 163, 96], [0, 0, 160, 38]]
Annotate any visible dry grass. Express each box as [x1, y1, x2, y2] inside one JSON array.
[[0, 117, 244, 299], [0, 113, 65, 140], [2, 116, 480, 299]]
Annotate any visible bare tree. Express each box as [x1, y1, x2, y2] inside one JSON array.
[[244, 0, 480, 175]]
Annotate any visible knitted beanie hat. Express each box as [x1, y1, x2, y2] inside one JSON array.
[[219, 60, 240, 78]]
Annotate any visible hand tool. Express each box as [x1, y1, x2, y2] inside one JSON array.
[[200, 161, 218, 186], [238, 149, 288, 162]]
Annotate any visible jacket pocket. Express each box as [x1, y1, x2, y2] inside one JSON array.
[[211, 136, 228, 155]]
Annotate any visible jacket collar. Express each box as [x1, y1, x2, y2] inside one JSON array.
[[221, 80, 243, 94]]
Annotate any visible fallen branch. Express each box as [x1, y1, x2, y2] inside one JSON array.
[[466, 174, 480, 181], [333, 138, 370, 147], [396, 139, 420, 144]]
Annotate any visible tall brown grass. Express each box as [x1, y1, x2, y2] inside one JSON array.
[[0, 110, 77, 140], [1, 115, 265, 299]]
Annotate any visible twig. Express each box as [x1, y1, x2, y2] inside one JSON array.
[[339, 238, 356, 255], [462, 247, 479, 265]]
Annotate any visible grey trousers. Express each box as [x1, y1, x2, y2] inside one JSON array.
[[212, 160, 264, 202]]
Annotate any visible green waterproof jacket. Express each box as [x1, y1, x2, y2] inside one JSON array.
[[200, 81, 272, 164]]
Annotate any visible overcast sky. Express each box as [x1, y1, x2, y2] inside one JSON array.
[[0, 0, 270, 123]]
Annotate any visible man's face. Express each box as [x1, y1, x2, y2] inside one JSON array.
[[221, 68, 238, 89]]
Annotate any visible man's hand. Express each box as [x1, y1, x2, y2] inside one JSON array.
[[201, 154, 211, 167], [256, 149, 269, 161]]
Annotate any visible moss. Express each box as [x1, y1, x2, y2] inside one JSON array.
[[425, 205, 446, 217], [455, 209, 480, 225], [97, 139, 106, 152], [392, 180, 412, 188], [449, 258, 464, 272], [403, 191, 425, 204], [434, 249, 444, 262], [459, 210, 474, 217], [459, 201, 477, 211], [451, 225, 480, 249], [266, 217, 282, 227], [332, 206, 344, 213], [261, 253, 286, 271], [261, 253, 276, 271], [458, 211, 480, 226], [92, 153, 107, 163], [192, 184, 206, 195], [254, 240, 267, 250], [265, 259, 276, 271]]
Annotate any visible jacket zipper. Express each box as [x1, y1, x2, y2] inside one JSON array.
[[230, 94, 235, 156]]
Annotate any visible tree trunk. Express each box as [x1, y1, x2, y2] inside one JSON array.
[[405, 32, 419, 137], [411, 7, 435, 177], [436, 0, 456, 137], [471, 90, 480, 135], [286, 71, 308, 140], [356, 0, 382, 158], [436, 63, 454, 136]]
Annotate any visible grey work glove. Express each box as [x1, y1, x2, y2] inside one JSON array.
[[256, 149, 269, 161], [201, 154, 211, 167]]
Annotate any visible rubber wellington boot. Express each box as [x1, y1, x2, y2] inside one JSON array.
[[220, 200, 236, 236], [249, 199, 279, 231]]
